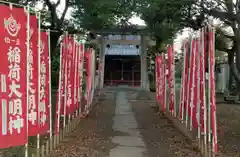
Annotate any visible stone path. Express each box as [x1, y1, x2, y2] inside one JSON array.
[[109, 91, 147, 157], [48, 87, 201, 157]]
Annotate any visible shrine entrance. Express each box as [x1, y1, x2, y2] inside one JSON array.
[[104, 55, 140, 86], [96, 24, 151, 90], [102, 35, 141, 86]]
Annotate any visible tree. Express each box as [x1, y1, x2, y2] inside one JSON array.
[[189, 0, 240, 82], [6, 0, 77, 57], [181, 0, 240, 94], [136, 0, 195, 53]]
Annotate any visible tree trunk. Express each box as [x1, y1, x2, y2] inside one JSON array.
[[228, 43, 240, 96], [50, 31, 62, 58], [228, 70, 233, 92]]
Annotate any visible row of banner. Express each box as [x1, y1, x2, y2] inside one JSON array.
[[0, 5, 98, 149], [155, 27, 218, 155]]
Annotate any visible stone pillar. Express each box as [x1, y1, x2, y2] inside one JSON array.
[[99, 36, 105, 88], [140, 35, 149, 90]]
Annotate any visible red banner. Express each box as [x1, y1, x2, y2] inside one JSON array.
[[161, 54, 167, 112], [78, 44, 85, 111], [0, 6, 27, 148], [192, 39, 199, 128], [186, 39, 195, 122], [54, 36, 67, 134], [89, 49, 95, 106], [38, 32, 50, 134], [28, 15, 39, 136], [179, 40, 189, 121], [155, 56, 161, 104], [200, 29, 206, 133], [74, 44, 80, 111], [209, 29, 218, 153], [66, 36, 74, 115], [167, 45, 175, 116], [84, 50, 90, 114], [83, 48, 95, 116], [71, 41, 77, 113]]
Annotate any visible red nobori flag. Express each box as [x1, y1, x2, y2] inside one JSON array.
[[60, 36, 68, 116], [66, 36, 74, 115], [78, 44, 85, 109], [71, 40, 77, 113], [187, 39, 195, 119], [193, 39, 200, 128], [209, 29, 218, 153], [28, 15, 39, 136], [38, 32, 50, 135], [200, 29, 206, 133], [179, 40, 188, 121], [84, 50, 91, 113], [0, 6, 27, 148], [167, 45, 175, 116], [74, 44, 80, 110], [54, 36, 68, 134], [155, 56, 160, 104], [89, 49, 95, 105], [161, 54, 167, 112]]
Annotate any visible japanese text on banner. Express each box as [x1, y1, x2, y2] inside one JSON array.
[[28, 15, 39, 136], [0, 6, 27, 148], [39, 32, 50, 134]]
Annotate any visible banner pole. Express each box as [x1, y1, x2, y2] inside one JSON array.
[[78, 44, 81, 116], [73, 38, 78, 119], [36, 11, 41, 157], [202, 27, 208, 155], [57, 42, 63, 143], [207, 26, 212, 156], [77, 43, 81, 118], [190, 38, 196, 131], [79, 44, 84, 115], [212, 26, 218, 155], [163, 53, 167, 113], [197, 36, 201, 149], [68, 35, 75, 131], [92, 50, 95, 107], [172, 46, 176, 117], [47, 29, 53, 151], [185, 37, 193, 128], [63, 32, 68, 136], [25, 4, 30, 157], [180, 41, 187, 121]]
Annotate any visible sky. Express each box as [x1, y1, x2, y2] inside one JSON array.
[[51, 0, 187, 52]]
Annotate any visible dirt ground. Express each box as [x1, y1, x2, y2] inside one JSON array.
[[145, 91, 240, 157], [131, 91, 201, 157], [48, 88, 202, 157], [217, 102, 240, 157], [49, 90, 117, 157]]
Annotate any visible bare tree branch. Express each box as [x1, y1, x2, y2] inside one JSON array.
[[55, 0, 61, 7], [45, 0, 58, 28], [60, 0, 69, 25]]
